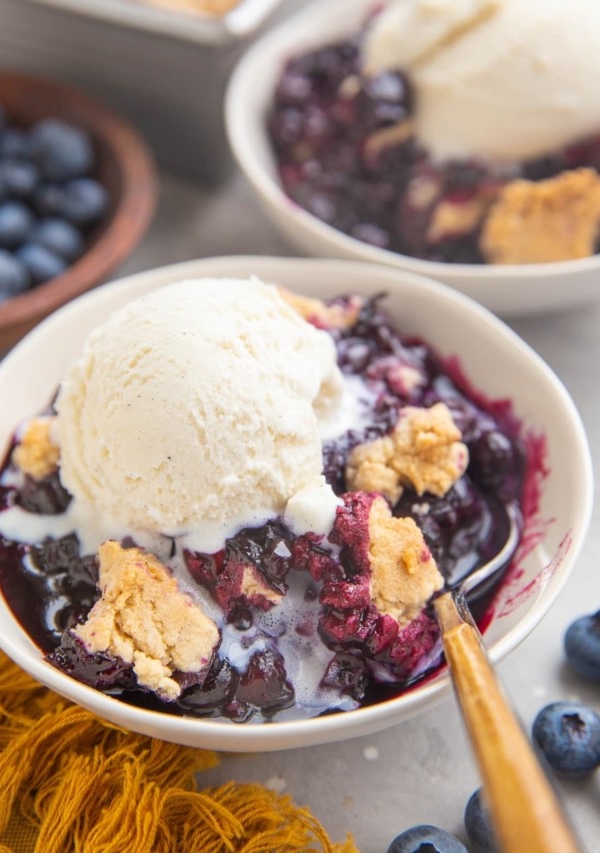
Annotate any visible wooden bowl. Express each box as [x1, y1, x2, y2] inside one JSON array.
[[0, 69, 158, 352]]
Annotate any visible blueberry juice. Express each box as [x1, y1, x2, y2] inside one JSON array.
[[0, 295, 528, 723]]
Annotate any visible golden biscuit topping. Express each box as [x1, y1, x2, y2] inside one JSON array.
[[239, 564, 284, 606], [346, 402, 469, 504], [74, 542, 219, 701], [427, 195, 491, 243], [480, 167, 600, 264], [12, 417, 60, 480], [368, 496, 444, 626], [278, 287, 363, 329]]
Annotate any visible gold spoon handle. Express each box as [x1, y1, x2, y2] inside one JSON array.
[[434, 592, 582, 853]]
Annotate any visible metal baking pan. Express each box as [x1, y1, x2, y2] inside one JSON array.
[[0, 0, 295, 182]]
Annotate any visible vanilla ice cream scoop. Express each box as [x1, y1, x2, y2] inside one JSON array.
[[55, 277, 344, 552], [362, 0, 600, 163]]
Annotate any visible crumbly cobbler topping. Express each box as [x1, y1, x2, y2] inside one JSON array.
[[12, 417, 60, 480], [74, 541, 219, 700], [427, 195, 492, 243], [368, 496, 444, 627], [277, 287, 364, 329], [480, 168, 600, 264], [346, 402, 469, 504]]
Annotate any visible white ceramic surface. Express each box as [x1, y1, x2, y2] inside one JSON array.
[[0, 256, 593, 752], [225, 0, 600, 317]]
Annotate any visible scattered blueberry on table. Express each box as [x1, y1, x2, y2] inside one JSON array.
[[564, 610, 600, 682], [532, 702, 600, 777], [386, 824, 467, 853], [0, 105, 109, 304], [464, 788, 497, 853], [386, 609, 600, 852]]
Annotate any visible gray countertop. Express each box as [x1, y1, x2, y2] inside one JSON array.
[[117, 171, 600, 853]]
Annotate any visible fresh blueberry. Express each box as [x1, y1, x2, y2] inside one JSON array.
[[0, 159, 40, 199], [32, 183, 66, 218], [387, 825, 467, 853], [16, 243, 67, 285], [464, 789, 498, 852], [0, 249, 30, 300], [59, 178, 109, 227], [28, 118, 94, 181], [564, 611, 600, 682], [532, 701, 600, 777], [0, 127, 31, 160], [0, 201, 36, 248], [33, 218, 84, 262]]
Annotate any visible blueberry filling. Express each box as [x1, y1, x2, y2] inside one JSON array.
[[0, 294, 526, 722], [268, 40, 600, 263]]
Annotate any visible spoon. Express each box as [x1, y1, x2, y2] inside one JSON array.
[[433, 503, 582, 853]]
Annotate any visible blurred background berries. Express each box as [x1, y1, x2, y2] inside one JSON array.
[[0, 105, 109, 303]]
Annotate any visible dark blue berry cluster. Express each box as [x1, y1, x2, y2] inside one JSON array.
[[0, 104, 109, 303]]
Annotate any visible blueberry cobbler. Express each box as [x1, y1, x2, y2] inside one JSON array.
[[268, 0, 600, 264], [0, 280, 525, 723]]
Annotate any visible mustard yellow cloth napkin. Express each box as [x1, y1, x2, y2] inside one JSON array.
[[0, 652, 358, 853]]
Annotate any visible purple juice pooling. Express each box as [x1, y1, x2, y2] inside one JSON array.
[[0, 294, 525, 723]]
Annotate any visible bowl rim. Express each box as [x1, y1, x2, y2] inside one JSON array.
[[225, 0, 600, 282], [0, 254, 593, 751], [0, 68, 158, 336]]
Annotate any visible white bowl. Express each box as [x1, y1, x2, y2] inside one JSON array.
[[225, 0, 600, 318], [0, 256, 592, 751]]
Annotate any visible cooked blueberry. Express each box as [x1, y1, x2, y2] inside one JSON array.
[[16, 472, 71, 514], [358, 71, 413, 127], [33, 217, 84, 261], [564, 611, 600, 682], [236, 649, 295, 715], [321, 650, 368, 700], [17, 243, 67, 285], [230, 607, 253, 630], [464, 789, 497, 852], [59, 177, 109, 227], [178, 659, 238, 715], [47, 630, 137, 693], [387, 824, 467, 853], [532, 701, 600, 776], [0, 201, 35, 248], [468, 429, 523, 497], [28, 118, 94, 181], [31, 533, 80, 574], [0, 159, 40, 199], [0, 248, 30, 300]]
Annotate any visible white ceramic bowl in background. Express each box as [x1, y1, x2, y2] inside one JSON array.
[[225, 0, 600, 317], [0, 256, 593, 751]]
